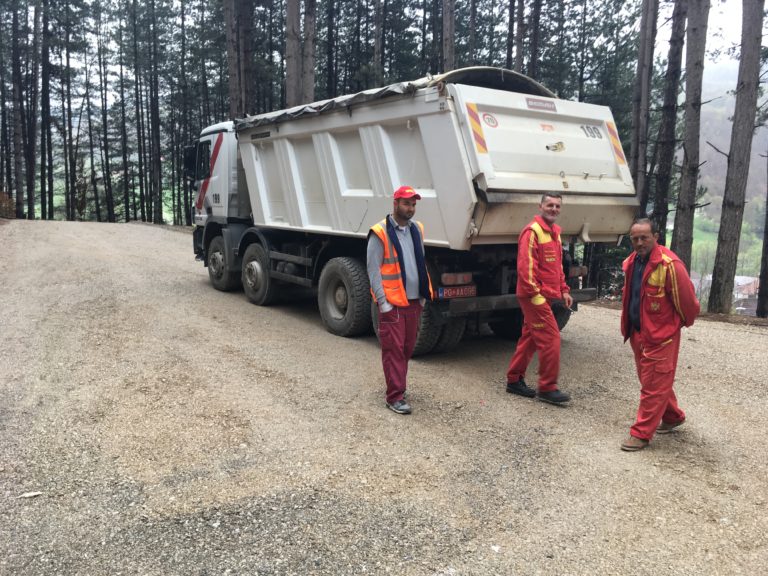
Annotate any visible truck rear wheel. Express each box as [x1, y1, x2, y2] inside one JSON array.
[[318, 257, 372, 337], [489, 309, 524, 340], [207, 236, 240, 291], [370, 300, 441, 356], [242, 243, 278, 305], [431, 317, 467, 354]]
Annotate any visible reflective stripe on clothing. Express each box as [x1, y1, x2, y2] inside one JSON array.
[[369, 218, 431, 308]]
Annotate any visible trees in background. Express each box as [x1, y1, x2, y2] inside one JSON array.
[[671, 0, 710, 270], [2, 0, 767, 317], [708, 0, 765, 313]]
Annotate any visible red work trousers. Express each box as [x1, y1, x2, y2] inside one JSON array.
[[506, 298, 560, 392], [629, 330, 685, 440], [379, 301, 423, 404]]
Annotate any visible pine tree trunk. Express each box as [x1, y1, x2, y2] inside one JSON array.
[[514, 0, 524, 72], [12, 0, 26, 218], [528, 0, 542, 79], [442, 0, 455, 72], [132, 0, 146, 221], [149, 0, 163, 224], [757, 150, 768, 318], [469, 0, 477, 65], [652, 0, 687, 245], [671, 0, 710, 269], [505, 0, 514, 69], [630, 0, 658, 213], [708, 0, 765, 313], [40, 0, 51, 220], [85, 57, 102, 222], [96, 10, 115, 222], [118, 16, 131, 222], [373, 0, 383, 85], [285, 0, 301, 107], [301, 0, 317, 104], [25, 2, 41, 220]]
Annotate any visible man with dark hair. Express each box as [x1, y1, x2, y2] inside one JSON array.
[[619, 217, 700, 451], [367, 186, 434, 415], [504, 192, 573, 405]]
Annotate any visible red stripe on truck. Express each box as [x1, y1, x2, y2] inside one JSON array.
[[195, 132, 224, 210]]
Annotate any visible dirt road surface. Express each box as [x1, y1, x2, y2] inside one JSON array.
[[1, 219, 766, 575]]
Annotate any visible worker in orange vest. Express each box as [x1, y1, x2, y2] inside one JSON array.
[[505, 193, 573, 405], [619, 218, 700, 451], [367, 186, 434, 415]]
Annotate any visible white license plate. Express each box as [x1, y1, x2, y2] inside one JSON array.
[[438, 285, 477, 299]]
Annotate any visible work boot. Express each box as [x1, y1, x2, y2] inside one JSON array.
[[657, 418, 685, 434], [620, 435, 649, 452], [506, 377, 536, 398], [536, 388, 570, 405]]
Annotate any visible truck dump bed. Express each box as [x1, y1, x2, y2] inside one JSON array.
[[235, 67, 637, 250]]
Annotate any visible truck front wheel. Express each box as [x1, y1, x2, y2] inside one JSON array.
[[318, 257, 372, 337], [207, 236, 240, 291], [242, 243, 278, 305]]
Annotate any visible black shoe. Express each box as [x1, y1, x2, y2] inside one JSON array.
[[537, 389, 571, 405], [506, 378, 536, 398], [386, 400, 412, 415]]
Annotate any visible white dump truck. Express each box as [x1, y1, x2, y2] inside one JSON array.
[[183, 67, 638, 355]]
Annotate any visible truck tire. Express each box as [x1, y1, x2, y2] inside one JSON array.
[[370, 300, 441, 356], [411, 302, 442, 357], [242, 243, 278, 305], [318, 257, 372, 337], [489, 309, 524, 340], [207, 235, 240, 291], [431, 317, 467, 354]]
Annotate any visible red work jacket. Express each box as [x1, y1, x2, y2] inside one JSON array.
[[620, 244, 700, 344], [516, 215, 570, 304]]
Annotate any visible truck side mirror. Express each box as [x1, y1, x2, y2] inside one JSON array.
[[183, 144, 197, 181]]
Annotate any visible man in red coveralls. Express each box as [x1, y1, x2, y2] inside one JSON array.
[[367, 186, 434, 415], [505, 193, 573, 405], [620, 218, 700, 451]]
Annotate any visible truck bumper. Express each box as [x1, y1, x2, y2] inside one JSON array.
[[445, 288, 597, 315]]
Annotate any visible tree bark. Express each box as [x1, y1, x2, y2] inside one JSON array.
[[671, 0, 710, 269], [442, 0, 455, 72], [757, 150, 768, 318], [12, 0, 26, 219], [652, 0, 687, 245], [96, 6, 115, 222], [326, 0, 336, 97], [373, 0, 384, 85], [528, 0, 542, 79], [301, 0, 317, 104], [505, 0, 514, 69], [40, 0, 52, 220], [85, 55, 102, 222], [25, 1, 41, 220], [285, 0, 301, 107], [514, 0, 524, 72], [149, 0, 163, 224], [118, 15, 131, 222], [630, 0, 658, 213], [708, 0, 765, 313]]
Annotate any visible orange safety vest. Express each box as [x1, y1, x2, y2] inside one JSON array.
[[369, 218, 434, 307]]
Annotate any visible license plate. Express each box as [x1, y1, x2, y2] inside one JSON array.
[[438, 285, 477, 299]]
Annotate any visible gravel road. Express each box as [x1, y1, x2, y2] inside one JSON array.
[[1, 219, 767, 576]]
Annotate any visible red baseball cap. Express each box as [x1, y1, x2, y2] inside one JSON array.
[[393, 185, 421, 200]]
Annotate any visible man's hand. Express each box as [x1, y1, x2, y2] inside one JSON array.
[[563, 292, 574, 310]]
